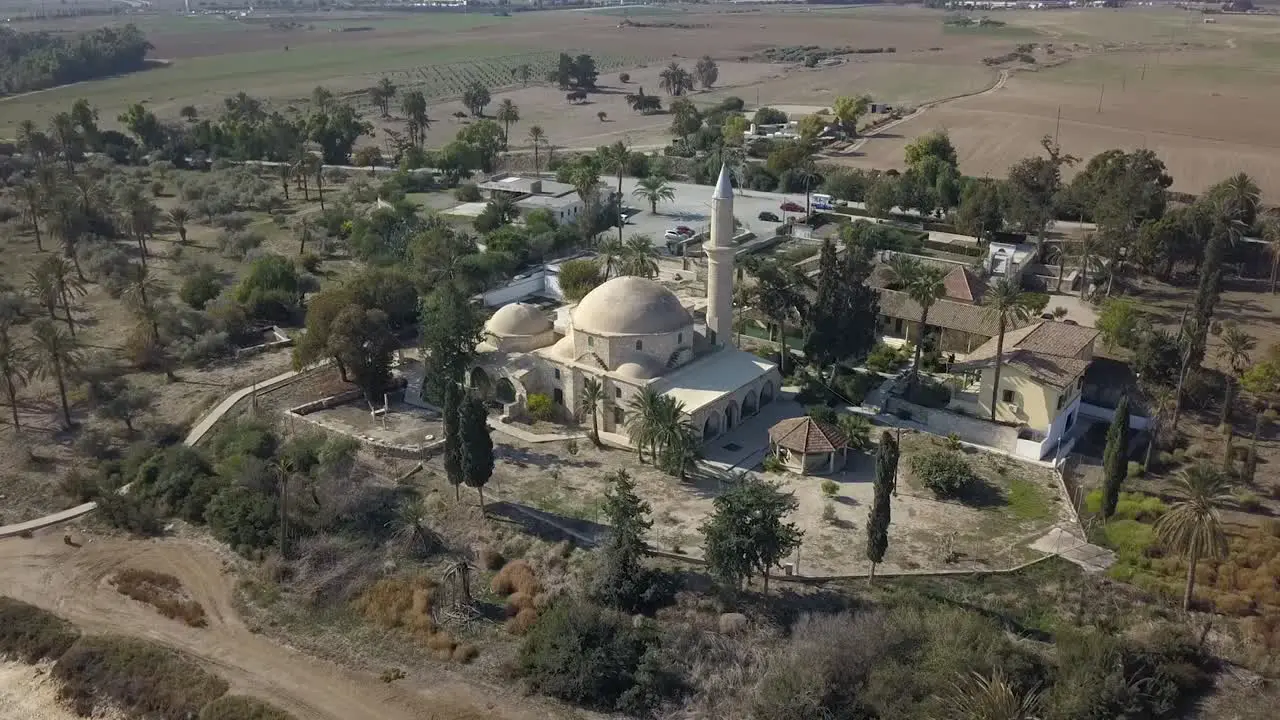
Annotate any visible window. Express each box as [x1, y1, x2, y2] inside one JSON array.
[[614, 407, 625, 425], [635, 340, 643, 351], [1001, 389, 1015, 404], [553, 368, 561, 380], [677, 333, 683, 344], [615, 387, 622, 399], [587, 336, 594, 347], [553, 388, 564, 405]]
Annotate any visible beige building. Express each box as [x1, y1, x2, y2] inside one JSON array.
[[950, 321, 1100, 452], [468, 166, 782, 445], [875, 265, 1034, 356]]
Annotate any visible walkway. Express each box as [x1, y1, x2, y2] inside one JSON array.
[[1030, 526, 1115, 573], [0, 368, 306, 539], [487, 418, 586, 443]]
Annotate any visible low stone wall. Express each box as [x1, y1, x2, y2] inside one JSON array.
[[235, 326, 293, 358], [886, 396, 1019, 452], [289, 389, 366, 416]]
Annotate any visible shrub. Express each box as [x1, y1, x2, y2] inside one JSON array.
[[762, 453, 786, 473], [506, 607, 538, 635], [111, 569, 208, 627], [821, 479, 839, 496], [865, 343, 904, 373], [352, 576, 437, 638], [491, 559, 540, 596], [204, 484, 278, 553], [53, 635, 229, 719], [526, 393, 555, 422], [479, 546, 505, 570], [0, 597, 81, 663], [96, 491, 164, 536], [910, 451, 975, 498], [619, 72, 630, 83], [455, 182, 482, 202], [518, 599, 679, 713], [905, 377, 951, 408], [806, 404, 839, 425], [1127, 461, 1144, 479], [180, 265, 224, 310], [199, 696, 296, 720], [453, 643, 479, 663]]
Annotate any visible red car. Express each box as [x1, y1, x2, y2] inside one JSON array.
[[780, 201, 804, 213], [672, 226, 695, 236]]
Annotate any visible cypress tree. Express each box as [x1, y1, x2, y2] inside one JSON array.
[[459, 395, 495, 514], [443, 382, 464, 501], [867, 430, 897, 584], [1102, 395, 1130, 518]]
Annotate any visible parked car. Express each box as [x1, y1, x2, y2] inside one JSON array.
[[758, 211, 780, 222], [780, 201, 804, 213], [663, 230, 687, 242], [672, 225, 695, 236]]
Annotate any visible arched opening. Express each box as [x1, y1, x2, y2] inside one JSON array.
[[495, 378, 516, 404], [703, 413, 721, 441], [725, 400, 738, 431], [470, 367, 493, 398], [761, 381, 775, 406], [742, 390, 758, 417]]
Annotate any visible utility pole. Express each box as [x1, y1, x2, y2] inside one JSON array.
[[1054, 105, 1062, 146], [1096, 84, 1105, 114]]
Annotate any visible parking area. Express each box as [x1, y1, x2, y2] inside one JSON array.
[[615, 178, 812, 251]]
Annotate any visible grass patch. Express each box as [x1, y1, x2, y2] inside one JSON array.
[[111, 568, 209, 628], [1006, 476, 1053, 521], [53, 634, 229, 719], [199, 695, 297, 720], [0, 596, 81, 663]]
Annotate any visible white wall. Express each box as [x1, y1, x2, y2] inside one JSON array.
[[1080, 402, 1150, 430], [479, 271, 547, 307]]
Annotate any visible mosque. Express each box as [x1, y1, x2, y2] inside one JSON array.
[[467, 166, 783, 444]]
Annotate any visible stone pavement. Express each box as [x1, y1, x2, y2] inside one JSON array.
[[1029, 526, 1116, 573]]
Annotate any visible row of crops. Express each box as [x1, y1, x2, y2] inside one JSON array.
[[368, 51, 656, 103]]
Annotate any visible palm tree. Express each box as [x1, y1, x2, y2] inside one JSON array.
[[621, 236, 659, 279], [943, 670, 1041, 720], [29, 319, 82, 429], [401, 91, 430, 148], [749, 261, 809, 376], [632, 175, 676, 214], [48, 112, 80, 173], [906, 266, 947, 388], [27, 255, 83, 337], [579, 376, 605, 446], [598, 140, 631, 241], [1214, 172, 1261, 226], [388, 494, 439, 559], [486, 194, 519, 226], [595, 237, 625, 278], [883, 254, 921, 291], [117, 184, 158, 265], [16, 179, 45, 252], [372, 76, 397, 117], [442, 558, 474, 606], [277, 160, 292, 200], [627, 386, 666, 463], [0, 321, 29, 434], [658, 62, 693, 96], [661, 419, 701, 481], [837, 414, 873, 452], [514, 63, 532, 87], [167, 207, 190, 245], [1264, 218, 1280, 295], [982, 279, 1036, 421], [273, 456, 299, 559], [1155, 462, 1233, 611], [43, 193, 87, 280], [122, 262, 168, 341], [1216, 324, 1254, 429], [495, 99, 520, 150], [528, 125, 547, 178]]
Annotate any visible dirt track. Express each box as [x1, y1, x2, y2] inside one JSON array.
[[0, 529, 551, 720]]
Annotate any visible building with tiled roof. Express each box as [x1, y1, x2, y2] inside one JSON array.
[[768, 416, 850, 475]]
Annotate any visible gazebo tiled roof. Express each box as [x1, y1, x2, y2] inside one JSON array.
[[768, 416, 848, 454]]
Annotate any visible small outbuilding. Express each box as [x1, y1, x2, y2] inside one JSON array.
[[768, 416, 849, 475]]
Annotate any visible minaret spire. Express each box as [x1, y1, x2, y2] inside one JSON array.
[[705, 164, 735, 346]]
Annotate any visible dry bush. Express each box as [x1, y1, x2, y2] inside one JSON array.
[[198, 695, 296, 720], [453, 643, 479, 664], [491, 559, 540, 596], [506, 592, 535, 617], [0, 596, 81, 663], [352, 575, 438, 638], [111, 569, 208, 628], [426, 630, 457, 660], [288, 536, 380, 606], [506, 608, 538, 636], [479, 546, 505, 571], [53, 634, 228, 720]]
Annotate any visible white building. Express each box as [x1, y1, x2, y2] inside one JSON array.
[[468, 166, 782, 444]]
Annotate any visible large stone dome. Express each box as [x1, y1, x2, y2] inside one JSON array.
[[486, 303, 552, 337], [572, 276, 693, 336]]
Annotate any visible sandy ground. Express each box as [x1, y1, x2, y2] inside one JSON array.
[[0, 529, 558, 720], [0, 661, 125, 720]]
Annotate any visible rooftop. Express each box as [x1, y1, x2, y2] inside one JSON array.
[[768, 416, 848, 454], [942, 266, 986, 304], [952, 321, 1101, 388], [877, 289, 1017, 338], [478, 175, 579, 197], [652, 347, 776, 414], [515, 194, 582, 211]]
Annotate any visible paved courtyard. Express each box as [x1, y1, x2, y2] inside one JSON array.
[[615, 178, 811, 250]]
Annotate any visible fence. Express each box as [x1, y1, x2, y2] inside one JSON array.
[[885, 396, 1019, 452]]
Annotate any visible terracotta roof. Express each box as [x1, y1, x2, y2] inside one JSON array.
[[943, 266, 986, 303], [952, 321, 1100, 388], [877, 289, 1011, 338], [768, 416, 848, 454]]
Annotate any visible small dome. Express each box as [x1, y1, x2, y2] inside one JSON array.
[[549, 335, 574, 358], [613, 354, 664, 380], [486, 303, 552, 337], [572, 276, 692, 336]]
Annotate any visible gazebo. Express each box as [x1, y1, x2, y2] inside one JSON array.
[[767, 416, 849, 475]]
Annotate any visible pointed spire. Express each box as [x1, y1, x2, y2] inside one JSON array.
[[713, 163, 733, 200]]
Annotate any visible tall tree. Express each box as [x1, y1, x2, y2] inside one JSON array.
[[832, 95, 870, 138], [592, 469, 656, 611], [1264, 217, 1280, 295], [167, 207, 190, 245], [459, 395, 495, 514], [443, 381, 465, 501], [328, 306, 396, 403], [461, 81, 491, 117], [905, 265, 947, 389], [658, 62, 694, 96], [16, 179, 45, 252], [867, 430, 896, 584], [401, 90, 430, 148], [1101, 395, 1130, 518], [371, 77, 397, 117], [1217, 324, 1255, 429], [28, 255, 82, 338], [626, 386, 665, 464], [579, 376, 605, 446], [694, 55, 719, 89], [1155, 463, 1232, 611], [621, 236, 659, 279], [419, 282, 482, 391], [701, 476, 803, 594], [749, 260, 809, 376], [527, 125, 547, 178], [804, 238, 878, 379], [121, 261, 166, 341], [495, 98, 520, 149], [0, 320, 29, 434], [29, 318, 81, 429], [632, 175, 675, 214], [982, 279, 1036, 421]]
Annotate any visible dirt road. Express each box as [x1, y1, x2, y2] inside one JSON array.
[[0, 529, 555, 720]]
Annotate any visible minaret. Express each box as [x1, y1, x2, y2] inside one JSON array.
[[705, 164, 735, 346]]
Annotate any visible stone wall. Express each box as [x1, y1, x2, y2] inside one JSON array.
[[887, 397, 1019, 452]]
